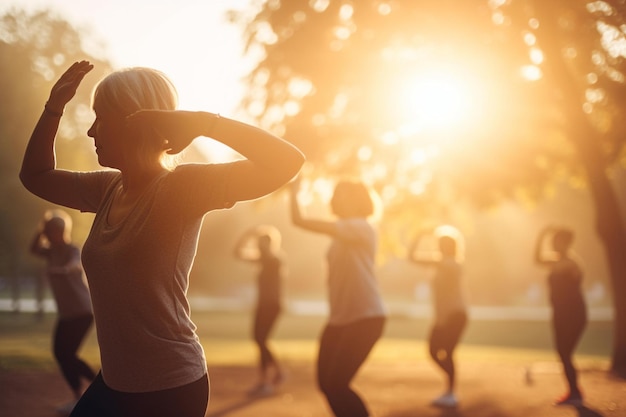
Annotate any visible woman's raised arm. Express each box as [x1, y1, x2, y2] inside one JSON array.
[[20, 61, 94, 207], [534, 226, 557, 267], [288, 177, 338, 236], [126, 110, 305, 203]]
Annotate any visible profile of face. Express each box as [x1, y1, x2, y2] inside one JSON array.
[[87, 67, 178, 170], [87, 103, 129, 169]]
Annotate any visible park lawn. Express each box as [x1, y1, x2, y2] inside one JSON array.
[[3, 310, 623, 417], [0, 310, 611, 371]]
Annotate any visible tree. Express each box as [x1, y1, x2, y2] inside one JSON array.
[[233, 0, 626, 375], [0, 8, 112, 280]]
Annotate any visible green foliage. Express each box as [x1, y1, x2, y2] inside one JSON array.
[[234, 0, 625, 215], [235, 0, 626, 370], [0, 8, 113, 276]]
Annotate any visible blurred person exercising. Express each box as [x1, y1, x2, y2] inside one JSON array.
[[535, 225, 587, 407], [408, 226, 468, 408], [233, 225, 286, 395], [30, 209, 96, 414], [290, 177, 386, 417]]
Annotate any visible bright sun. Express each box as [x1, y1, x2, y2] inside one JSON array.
[[396, 70, 474, 137]]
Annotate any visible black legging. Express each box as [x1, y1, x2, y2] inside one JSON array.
[[553, 307, 587, 396], [317, 316, 385, 417], [53, 314, 97, 393], [253, 303, 281, 372], [428, 311, 467, 390], [70, 372, 209, 417]]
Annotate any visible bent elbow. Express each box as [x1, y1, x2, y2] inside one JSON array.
[[18, 170, 33, 191], [286, 148, 306, 179]]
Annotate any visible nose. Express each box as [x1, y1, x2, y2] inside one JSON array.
[[87, 121, 96, 138]]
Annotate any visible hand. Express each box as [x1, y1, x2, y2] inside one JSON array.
[[126, 110, 209, 154], [47, 61, 93, 112]]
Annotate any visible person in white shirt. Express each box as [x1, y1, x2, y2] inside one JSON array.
[[290, 177, 386, 417]]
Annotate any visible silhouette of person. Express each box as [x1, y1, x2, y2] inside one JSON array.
[[20, 61, 304, 417], [408, 226, 468, 408], [534, 225, 587, 407], [233, 224, 285, 395], [290, 177, 386, 417], [30, 209, 96, 414]]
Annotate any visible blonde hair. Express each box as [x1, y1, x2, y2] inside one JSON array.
[[92, 67, 179, 170], [42, 209, 73, 244]]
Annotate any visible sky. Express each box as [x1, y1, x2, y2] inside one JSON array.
[[1, 0, 254, 116]]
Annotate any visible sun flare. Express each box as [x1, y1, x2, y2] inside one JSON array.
[[397, 71, 474, 135]]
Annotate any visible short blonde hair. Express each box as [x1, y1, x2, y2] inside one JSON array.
[[93, 67, 178, 116], [92, 67, 179, 169]]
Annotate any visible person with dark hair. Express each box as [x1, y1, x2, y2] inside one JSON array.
[[30, 209, 96, 415], [20, 60, 304, 417], [289, 177, 386, 417], [408, 226, 468, 408], [535, 225, 587, 407], [233, 225, 285, 395]]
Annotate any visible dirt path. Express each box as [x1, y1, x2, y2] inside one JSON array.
[[2, 359, 625, 417]]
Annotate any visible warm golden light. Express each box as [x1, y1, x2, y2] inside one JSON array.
[[390, 69, 478, 141]]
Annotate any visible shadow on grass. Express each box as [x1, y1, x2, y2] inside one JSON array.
[[206, 394, 275, 417], [386, 402, 606, 417], [576, 406, 605, 417]]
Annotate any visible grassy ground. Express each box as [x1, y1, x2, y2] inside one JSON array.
[[0, 309, 613, 370], [1, 311, 624, 417]]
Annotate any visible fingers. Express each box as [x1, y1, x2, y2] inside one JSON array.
[[61, 60, 93, 82], [49, 61, 93, 103]]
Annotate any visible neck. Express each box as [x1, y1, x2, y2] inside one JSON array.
[[120, 164, 165, 195]]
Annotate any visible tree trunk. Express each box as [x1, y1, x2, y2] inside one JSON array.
[[576, 125, 626, 377], [532, 0, 626, 376]]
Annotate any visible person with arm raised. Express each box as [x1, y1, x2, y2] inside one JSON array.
[[20, 61, 304, 417]]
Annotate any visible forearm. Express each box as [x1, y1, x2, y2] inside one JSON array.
[[290, 192, 337, 235], [29, 233, 45, 255], [21, 61, 92, 187], [289, 188, 310, 229], [233, 236, 248, 258], [534, 231, 548, 263], [208, 114, 304, 176]]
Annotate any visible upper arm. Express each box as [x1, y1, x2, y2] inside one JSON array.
[[171, 161, 297, 214], [408, 246, 440, 266], [409, 255, 439, 267], [20, 169, 87, 211], [21, 169, 115, 212], [225, 160, 296, 203]]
